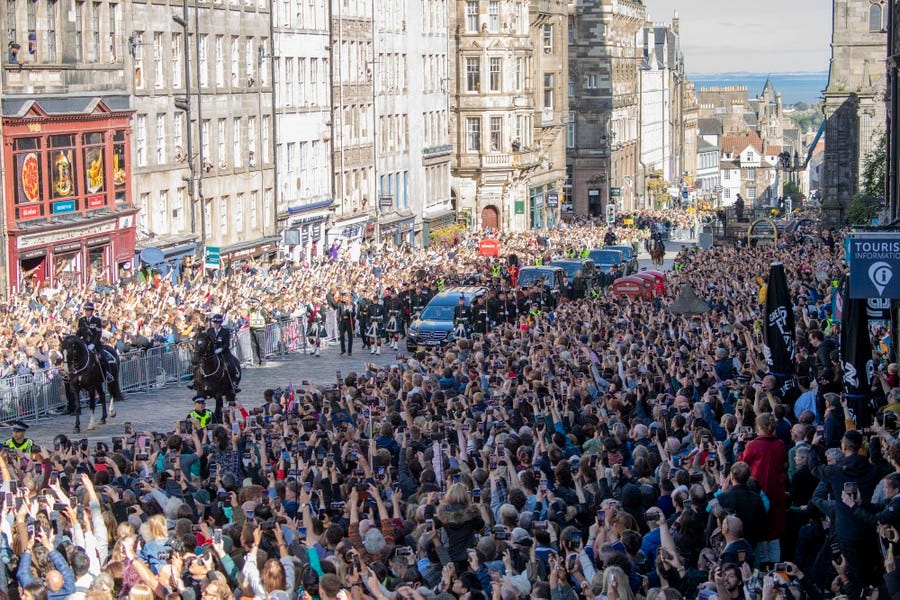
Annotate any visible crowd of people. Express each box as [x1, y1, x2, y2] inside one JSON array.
[[2, 210, 899, 600]]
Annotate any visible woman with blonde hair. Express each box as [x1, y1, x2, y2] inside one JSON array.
[[137, 515, 170, 575], [599, 566, 633, 600], [127, 584, 154, 600], [202, 580, 236, 600], [435, 482, 485, 567]]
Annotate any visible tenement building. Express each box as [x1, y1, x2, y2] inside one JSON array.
[[568, 0, 645, 217], [0, 0, 138, 293], [130, 0, 276, 267], [450, 0, 568, 231]]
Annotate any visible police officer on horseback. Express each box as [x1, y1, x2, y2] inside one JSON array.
[[208, 314, 241, 394], [77, 301, 112, 382]]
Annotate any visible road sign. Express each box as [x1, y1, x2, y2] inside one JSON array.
[[610, 187, 621, 197], [848, 234, 900, 299], [205, 246, 221, 269]]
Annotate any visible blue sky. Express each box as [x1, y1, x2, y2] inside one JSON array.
[[643, 0, 832, 74]]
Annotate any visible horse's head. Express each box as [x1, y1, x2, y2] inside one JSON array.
[[59, 335, 85, 370], [194, 331, 212, 358]]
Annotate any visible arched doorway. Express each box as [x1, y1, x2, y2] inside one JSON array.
[[481, 205, 499, 230]]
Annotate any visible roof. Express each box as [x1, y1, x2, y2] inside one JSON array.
[[698, 118, 723, 136], [2, 95, 131, 118], [720, 132, 763, 156], [698, 139, 718, 152], [764, 144, 782, 156]]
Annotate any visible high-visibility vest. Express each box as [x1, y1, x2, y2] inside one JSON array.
[[491, 265, 501, 278], [190, 409, 213, 428], [535, 257, 543, 266], [437, 279, 445, 292], [249, 311, 266, 329], [580, 248, 589, 259], [4, 438, 32, 453]]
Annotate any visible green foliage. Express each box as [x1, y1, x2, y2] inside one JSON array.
[[793, 101, 809, 111], [846, 194, 881, 225], [860, 131, 886, 199], [782, 180, 800, 198], [787, 103, 823, 134]]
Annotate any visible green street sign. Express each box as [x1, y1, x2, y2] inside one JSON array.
[[205, 246, 221, 268], [514, 201, 525, 215]]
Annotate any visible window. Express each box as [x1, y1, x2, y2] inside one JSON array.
[[132, 31, 143, 87], [245, 38, 255, 83], [568, 18, 575, 44], [248, 116, 257, 165], [157, 190, 168, 231], [217, 119, 226, 166], [262, 115, 270, 162], [465, 1, 478, 33], [7, 0, 15, 52], [260, 38, 268, 86], [90, 2, 100, 61], [870, 3, 883, 31], [489, 116, 502, 152], [298, 58, 306, 105], [174, 113, 184, 160], [543, 24, 553, 53], [264, 188, 273, 228], [568, 78, 575, 98], [724, 188, 731, 199], [310, 58, 318, 104], [219, 197, 228, 236], [747, 187, 757, 200], [585, 74, 598, 89], [746, 150, 755, 162], [235, 193, 244, 232], [567, 112, 575, 148], [74, 2, 84, 61], [199, 35, 208, 87], [231, 36, 239, 86], [286, 142, 295, 172], [466, 57, 480, 92], [514, 57, 522, 91], [156, 114, 166, 163], [201, 120, 210, 165], [489, 57, 501, 91], [250, 191, 259, 230], [723, 169, 730, 181], [173, 187, 185, 230], [746, 167, 756, 180], [153, 32, 163, 88], [215, 36, 224, 86], [135, 115, 147, 166], [543, 73, 554, 109], [488, 0, 498, 32], [466, 117, 481, 152], [285, 58, 294, 105], [172, 33, 182, 88], [48, 0, 58, 61], [233, 118, 242, 167], [25, 0, 34, 57]]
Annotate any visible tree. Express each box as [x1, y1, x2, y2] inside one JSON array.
[[783, 180, 800, 198], [794, 101, 809, 111], [860, 131, 886, 199], [846, 194, 881, 225]]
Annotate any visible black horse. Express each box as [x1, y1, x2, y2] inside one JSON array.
[[60, 336, 123, 433], [192, 330, 240, 422]]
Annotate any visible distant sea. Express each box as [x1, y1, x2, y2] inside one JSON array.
[[689, 71, 829, 105]]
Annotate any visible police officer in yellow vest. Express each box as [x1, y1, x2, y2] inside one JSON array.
[[188, 396, 214, 429], [248, 299, 268, 367], [4, 421, 33, 454]]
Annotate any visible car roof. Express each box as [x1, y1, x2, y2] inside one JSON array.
[[429, 286, 487, 305], [550, 259, 590, 265], [520, 266, 564, 273]]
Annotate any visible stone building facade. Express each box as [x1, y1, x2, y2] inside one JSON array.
[[450, 0, 568, 231], [129, 0, 276, 265], [568, 0, 644, 217], [823, 0, 888, 222], [274, 0, 334, 263]]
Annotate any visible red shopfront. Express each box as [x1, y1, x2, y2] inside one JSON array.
[[2, 99, 138, 291]]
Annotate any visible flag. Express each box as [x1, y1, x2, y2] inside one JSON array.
[[763, 262, 796, 397], [841, 280, 876, 426]]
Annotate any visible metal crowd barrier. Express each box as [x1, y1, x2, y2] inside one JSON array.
[[0, 318, 317, 423]]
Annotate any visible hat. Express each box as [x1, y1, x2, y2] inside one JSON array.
[[192, 395, 207, 404], [193, 489, 211, 505], [210, 314, 224, 324], [10, 421, 28, 432], [84, 302, 95, 311]]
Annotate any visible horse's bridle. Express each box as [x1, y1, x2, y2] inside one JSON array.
[[65, 344, 91, 377]]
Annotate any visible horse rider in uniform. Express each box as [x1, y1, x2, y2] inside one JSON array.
[[76, 301, 113, 382], [208, 314, 241, 393], [188, 396, 215, 429], [4, 421, 34, 454]]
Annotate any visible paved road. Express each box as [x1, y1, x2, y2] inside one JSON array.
[[15, 240, 692, 446]]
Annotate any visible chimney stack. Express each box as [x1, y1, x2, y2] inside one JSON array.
[[672, 10, 679, 34]]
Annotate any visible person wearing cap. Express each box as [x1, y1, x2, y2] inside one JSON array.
[[4, 420, 34, 453], [76, 301, 112, 382], [188, 396, 214, 429], [207, 314, 241, 393], [453, 294, 472, 339]]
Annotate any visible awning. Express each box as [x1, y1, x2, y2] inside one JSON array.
[[135, 234, 198, 262], [220, 235, 280, 259], [379, 209, 415, 237], [327, 213, 372, 240], [286, 199, 333, 215]]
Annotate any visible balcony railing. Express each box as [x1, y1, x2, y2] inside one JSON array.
[[482, 153, 512, 168], [513, 149, 541, 168]]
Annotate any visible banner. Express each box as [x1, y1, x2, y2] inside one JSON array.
[[847, 236, 900, 299], [841, 279, 876, 427], [763, 262, 796, 396]]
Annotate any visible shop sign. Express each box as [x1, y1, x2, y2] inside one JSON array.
[[379, 196, 393, 209], [52, 200, 76, 214], [610, 187, 621, 197], [311, 224, 321, 240], [205, 246, 221, 268], [86, 235, 111, 247], [20, 205, 41, 219], [546, 191, 559, 208], [381, 223, 399, 237], [53, 241, 82, 254], [18, 219, 116, 249], [514, 201, 525, 215], [20, 248, 47, 260], [400, 221, 414, 233], [87, 195, 105, 208], [301, 228, 310, 244]]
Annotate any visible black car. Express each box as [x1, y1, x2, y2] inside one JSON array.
[[517, 266, 566, 307], [406, 286, 487, 351], [604, 245, 638, 275], [549, 259, 597, 292]]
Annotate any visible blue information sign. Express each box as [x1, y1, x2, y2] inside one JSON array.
[[52, 200, 75, 214], [848, 235, 900, 299]]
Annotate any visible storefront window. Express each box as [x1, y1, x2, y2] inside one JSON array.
[[82, 131, 106, 210], [88, 246, 106, 282], [113, 130, 127, 203], [49, 134, 77, 201], [13, 137, 44, 219], [53, 251, 81, 287]]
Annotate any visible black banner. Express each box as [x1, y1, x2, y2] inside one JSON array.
[[841, 279, 876, 427], [764, 262, 796, 396]]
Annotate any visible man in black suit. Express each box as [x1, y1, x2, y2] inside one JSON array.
[[337, 294, 356, 356], [716, 461, 767, 549]]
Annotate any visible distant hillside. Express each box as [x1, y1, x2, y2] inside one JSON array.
[[689, 71, 829, 105]]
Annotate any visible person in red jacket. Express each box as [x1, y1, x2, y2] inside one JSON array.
[[739, 412, 787, 569]]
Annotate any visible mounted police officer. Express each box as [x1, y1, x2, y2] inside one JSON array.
[[77, 301, 112, 382], [3, 421, 33, 454], [208, 314, 241, 393], [188, 396, 215, 429]]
